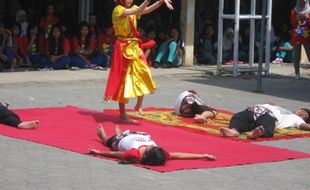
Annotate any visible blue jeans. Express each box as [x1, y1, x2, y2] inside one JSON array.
[[71, 54, 108, 68], [40, 55, 71, 69], [2, 47, 16, 69]]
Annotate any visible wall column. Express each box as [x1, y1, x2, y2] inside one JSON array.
[[180, 0, 196, 66]]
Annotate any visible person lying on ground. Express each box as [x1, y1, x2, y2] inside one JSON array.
[[0, 102, 39, 129], [175, 90, 218, 123], [88, 125, 216, 166], [220, 103, 310, 139]]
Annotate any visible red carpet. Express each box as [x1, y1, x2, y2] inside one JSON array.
[[0, 106, 309, 172]]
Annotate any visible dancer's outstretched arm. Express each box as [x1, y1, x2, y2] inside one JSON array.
[[141, 0, 174, 15], [121, 0, 151, 16]]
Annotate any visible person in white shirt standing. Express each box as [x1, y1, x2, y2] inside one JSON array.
[[220, 103, 310, 139]]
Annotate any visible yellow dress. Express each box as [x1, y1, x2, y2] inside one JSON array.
[[105, 5, 156, 104]]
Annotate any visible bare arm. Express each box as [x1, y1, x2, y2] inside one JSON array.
[[169, 152, 216, 161], [88, 148, 124, 159], [299, 123, 310, 131], [141, 0, 164, 15], [121, 0, 151, 16]]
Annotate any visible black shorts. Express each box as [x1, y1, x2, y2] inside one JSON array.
[[106, 135, 117, 150], [229, 109, 277, 137]]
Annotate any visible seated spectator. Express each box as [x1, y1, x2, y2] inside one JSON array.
[[220, 103, 310, 139], [195, 24, 217, 65], [175, 90, 218, 123], [154, 27, 185, 68], [11, 22, 28, 67], [40, 25, 71, 70], [71, 22, 105, 70], [0, 23, 17, 71], [222, 27, 234, 62], [89, 13, 101, 46], [98, 27, 115, 68], [0, 102, 39, 129], [239, 25, 250, 62], [15, 10, 28, 37], [39, 3, 59, 39], [26, 24, 45, 68], [272, 24, 293, 64], [138, 27, 156, 67]]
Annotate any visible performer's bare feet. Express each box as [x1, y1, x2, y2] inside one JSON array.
[[194, 114, 207, 123], [247, 126, 264, 139], [119, 114, 137, 124], [134, 105, 144, 116], [96, 125, 109, 144], [17, 120, 40, 129], [115, 125, 122, 136], [220, 127, 240, 137]]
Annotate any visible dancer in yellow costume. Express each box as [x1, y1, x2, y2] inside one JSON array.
[[104, 0, 173, 123]]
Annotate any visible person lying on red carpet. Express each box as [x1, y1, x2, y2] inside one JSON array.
[[220, 103, 310, 139], [88, 125, 216, 166], [175, 90, 218, 124], [0, 102, 39, 129]]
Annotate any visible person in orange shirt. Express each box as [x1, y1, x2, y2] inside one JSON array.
[[97, 27, 115, 68], [39, 3, 59, 39], [40, 25, 71, 70]]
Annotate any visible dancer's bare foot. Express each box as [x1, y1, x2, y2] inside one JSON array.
[[134, 105, 144, 116], [96, 125, 109, 143], [119, 114, 137, 124], [220, 127, 240, 137], [17, 120, 40, 129], [115, 125, 122, 136], [194, 114, 207, 123], [247, 126, 264, 139]]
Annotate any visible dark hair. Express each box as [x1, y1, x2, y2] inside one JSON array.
[[12, 22, 22, 36], [26, 24, 42, 52], [140, 147, 168, 166], [48, 24, 64, 55], [302, 108, 310, 124], [77, 21, 91, 49]]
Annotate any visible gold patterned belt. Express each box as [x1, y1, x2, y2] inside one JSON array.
[[116, 36, 139, 41]]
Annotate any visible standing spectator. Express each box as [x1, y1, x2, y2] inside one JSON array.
[[39, 3, 59, 39], [71, 21, 98, 70], [15, 10, 28, 37], [290, 0, 310, 79], [154, 27, 185, 68], [239, 25, 250, 62], [89, 13, 101, 47], [41, 25, 71, 70]]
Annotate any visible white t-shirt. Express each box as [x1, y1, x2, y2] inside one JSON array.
[[117, 132, 157, 151], [259, 104, 305, 129]]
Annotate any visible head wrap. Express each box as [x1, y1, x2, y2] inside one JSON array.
[[296, 0, 310, 15], [175, 91, 205, 115], [16, 10, 27, 22]]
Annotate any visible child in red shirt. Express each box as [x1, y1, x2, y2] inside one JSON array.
[[89, 125, 216, 166]]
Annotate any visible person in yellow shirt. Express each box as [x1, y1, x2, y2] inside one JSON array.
[[104, 0, 173, 123]]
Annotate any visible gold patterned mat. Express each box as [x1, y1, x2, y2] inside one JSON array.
[[128, 108, 310, 141]]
